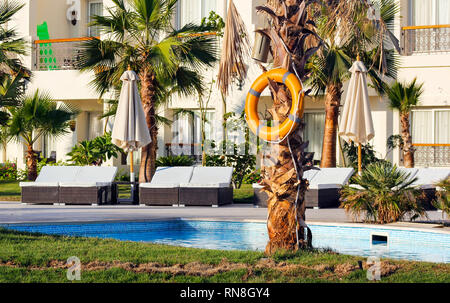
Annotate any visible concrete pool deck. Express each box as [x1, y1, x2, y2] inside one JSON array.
[[0, 201, 448, 232]]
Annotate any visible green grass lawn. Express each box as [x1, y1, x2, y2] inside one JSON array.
[[233, 184, 253, 204], [0, 181, 254, 204], [0, 180, 21, 201], [0, 228, 448, 283]]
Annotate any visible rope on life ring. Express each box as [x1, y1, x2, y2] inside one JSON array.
[[245, 68, 305, 142]]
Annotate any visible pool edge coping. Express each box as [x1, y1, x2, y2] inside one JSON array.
[[181, 218, 450, 235], [1, 217, 449, 235]]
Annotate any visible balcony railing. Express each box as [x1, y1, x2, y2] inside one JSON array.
[[33, 37, 98, 71], [402, 25, 450, 55], [413, 144, 450, 167]]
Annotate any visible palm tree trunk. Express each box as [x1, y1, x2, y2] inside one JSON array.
[[2, 145, 6, 163], [139, 68, 158, 183], [400, 112, 414, 168], [320, 83, 342, 168], [263, 136, 310, 254], [262, 73, 310, 255], [26, 145, 37, 181]]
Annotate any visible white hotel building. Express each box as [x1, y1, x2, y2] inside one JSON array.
[[2, 0, 450, 172]]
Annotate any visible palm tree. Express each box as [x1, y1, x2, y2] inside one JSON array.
[[8, 90, 78, 180], [387, 78, 424, 168], [79, 0, 218, 182], [218, 0, 400, 254], [0, 1, 29, 126], [307, 0, 399, 167], [0, 1, 28, 73], [218, 0, 322, 254], [0, 125, 10, 162]]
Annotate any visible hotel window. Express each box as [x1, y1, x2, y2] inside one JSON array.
[[178, 0, 217, 28], [411, 109, 450, 144], [88, 1, 103, 37], [171, 110, 217, 154], [42, 135, 57, 160], [87, 112, 103, 140], [172, 113, 193, 144], [193, 110, 216, 145], [410, 0, 450, 26], [303, 112, 325, 161]]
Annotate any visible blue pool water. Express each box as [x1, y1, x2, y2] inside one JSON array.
[[2, 220, 449, 263]]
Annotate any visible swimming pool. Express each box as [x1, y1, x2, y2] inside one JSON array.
[[2, 220, 449, 263]]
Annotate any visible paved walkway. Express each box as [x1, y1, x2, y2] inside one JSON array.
[[0, 202, 448, 231]]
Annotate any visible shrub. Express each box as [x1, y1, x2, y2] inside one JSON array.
[[342, 141, 385, 171], [340, 161, 426, 224], [0, 162, 17, 180], [243, 169, 262, 184], [115, 169, 130, 182], [433, 177, 450, 218], [67, 132, 122, 166], [156, 155, 194, 167], [205, 141, 256, 189]]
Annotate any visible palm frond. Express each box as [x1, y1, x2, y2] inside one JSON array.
[[0, 1, 24, 26], [217, 0, 250, 96], [387, 78, 424, 113]]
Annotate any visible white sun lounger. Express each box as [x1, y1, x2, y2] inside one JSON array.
[[412, 168, 449, 189], [58, 166, 118, 205], [19, 166, 80, 204], [179, 167, 234, 207], [139, 167, 194, 206], [411, 168, 450, 210], [305, 167, 355, 208]]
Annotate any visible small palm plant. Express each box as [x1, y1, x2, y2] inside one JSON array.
[[67, 133, 122, 166], [8, 90, 78, 180], [433, 177, 450, 219], [340, 161, 426, 224], [387, 78, 424, 168]]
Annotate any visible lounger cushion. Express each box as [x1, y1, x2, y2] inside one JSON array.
[[184, 167, 233, 187], [35, 166, 80, 183], [59, 182, 110, 187], [303, 169, 320, 182], [348, 184, 364, 190], [139, 183, 179, 189], [397, 168, 419, 184], [74, 166, 117, 184], [180, 182, 230, 188], [309, 167, 354, 189], [141, 167, 194, 188], [20, 182, 59, 187], [412, 168, 450, 189]]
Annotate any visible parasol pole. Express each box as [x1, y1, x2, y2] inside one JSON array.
[[358, 143, 362, 176], [356, 54, 363, 176], [130, 151, 134, 182], [127, 64, 136, 198], [128, 65, 133, 182]]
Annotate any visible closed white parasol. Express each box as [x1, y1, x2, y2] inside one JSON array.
[[112, 67, 151, 183], [338, 57, 375, 174]]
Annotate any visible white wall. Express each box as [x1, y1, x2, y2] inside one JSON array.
[[27, 70, 99, 101]]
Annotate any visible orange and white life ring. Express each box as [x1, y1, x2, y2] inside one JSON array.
[[245, 68, 305, 142]]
